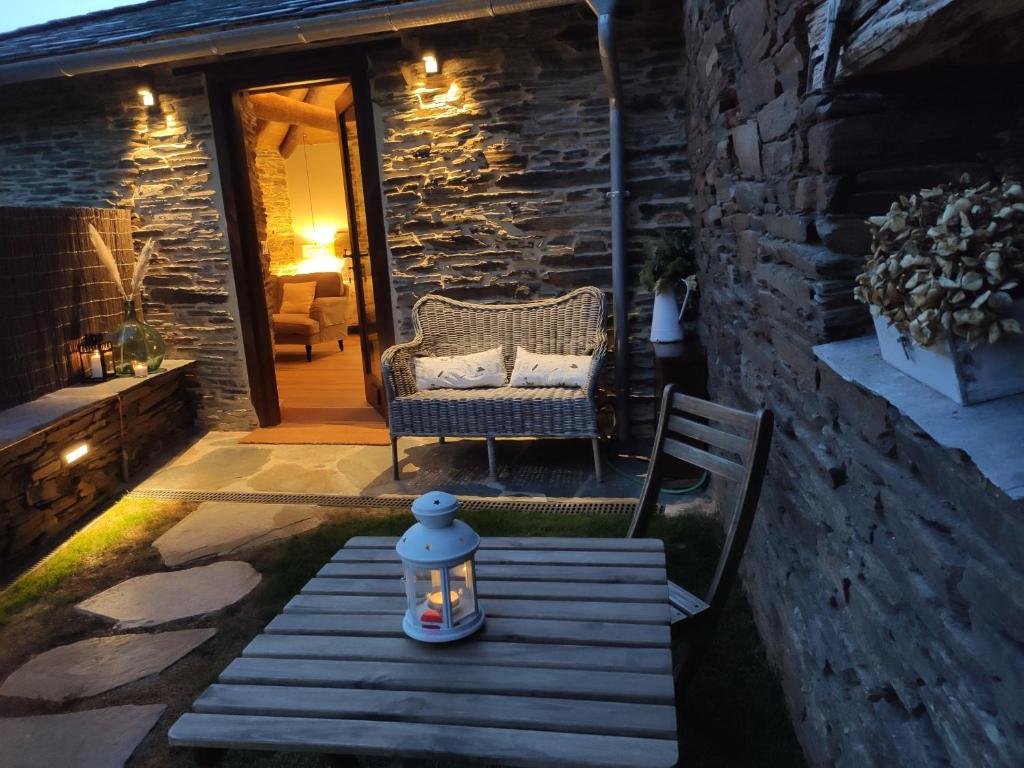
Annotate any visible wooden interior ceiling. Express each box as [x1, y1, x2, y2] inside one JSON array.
[[252, 82, 352, 158]]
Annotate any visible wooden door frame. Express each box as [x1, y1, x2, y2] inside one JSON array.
[[196, 43, 396, 427]]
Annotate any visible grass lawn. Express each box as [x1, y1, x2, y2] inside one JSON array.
[[0, 501, 805, 768]]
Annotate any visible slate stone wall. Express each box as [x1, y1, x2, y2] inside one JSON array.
[[369, 1, 690, 435], [254, 148, 295, 277], [0, 70, 256, 429], [0, 363, 197, 566], [682, 1, 1024, 766]]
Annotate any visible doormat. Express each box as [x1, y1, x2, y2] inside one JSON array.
[[239, 423, 391, 446]]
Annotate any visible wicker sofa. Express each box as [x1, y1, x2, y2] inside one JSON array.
[[381, 286, 607, 482]]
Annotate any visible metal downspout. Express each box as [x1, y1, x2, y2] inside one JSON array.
[[587, 0, 629, 444]]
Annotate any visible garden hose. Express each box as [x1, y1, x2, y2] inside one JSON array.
[[602, 446, 709, 495]]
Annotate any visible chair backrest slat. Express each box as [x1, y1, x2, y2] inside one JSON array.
[[669, 391, 756, 436], [627, 384, 774, 621], [666, 414, 749, 458], [663, 437, 745, 483]]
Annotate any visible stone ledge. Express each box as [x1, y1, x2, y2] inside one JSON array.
[[813, 336, 1024, 500], [0, 359, 196, 450]]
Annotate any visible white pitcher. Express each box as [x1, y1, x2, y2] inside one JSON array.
[[650, 281, 693, 358]]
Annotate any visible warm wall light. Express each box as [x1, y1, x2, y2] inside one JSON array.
[[138, 88, 155, 107], [298, 243, 342, 274], [423, 54, 439, 75], [62, 443, 89, 465]]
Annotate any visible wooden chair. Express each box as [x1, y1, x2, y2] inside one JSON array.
[[628, 385, 774, 682]]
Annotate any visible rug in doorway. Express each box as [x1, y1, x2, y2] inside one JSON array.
[[239, 423, 391, 445]]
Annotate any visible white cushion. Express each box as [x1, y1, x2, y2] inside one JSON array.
[[509, 347, 591, 389], [415, 347, 507, 390]]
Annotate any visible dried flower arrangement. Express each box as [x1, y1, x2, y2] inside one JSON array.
[[88, 223, 155, 302], [854, 177, 1024, 347]]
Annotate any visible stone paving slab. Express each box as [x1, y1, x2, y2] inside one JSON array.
[[138, 432, 644, 500], [0, 704, 165, 768], [153, 501, 326, 566], [76, 561, 261, 629], [0, 628, 216, 702]]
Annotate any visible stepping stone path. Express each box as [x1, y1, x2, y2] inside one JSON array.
[[76, 561, 261, 629], [153, 501, 326, 566], [0, 704, 165, 768], [0, 628, 215, 702]]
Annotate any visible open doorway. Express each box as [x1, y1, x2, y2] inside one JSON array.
[[235, 76, 390, 441]]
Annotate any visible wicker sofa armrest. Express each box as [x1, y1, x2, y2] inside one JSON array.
[[381, 339, 423, 401], [585, 328, 608, 398]]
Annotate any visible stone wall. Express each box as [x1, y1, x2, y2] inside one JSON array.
[[370, 1, 690, 436], [683, 1, 1024, 766], [0, 70, 256, 429], [0, 363, 197, 566], [254, 148, 295, 277]]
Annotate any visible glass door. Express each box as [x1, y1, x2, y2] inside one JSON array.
[[338, 104, 386, 417]]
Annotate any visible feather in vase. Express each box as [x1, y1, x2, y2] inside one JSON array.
[[129, 238, 155, 299], [88, 223, 129, 301]]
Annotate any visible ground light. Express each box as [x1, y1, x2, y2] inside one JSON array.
[[61, 443, 89, 465]]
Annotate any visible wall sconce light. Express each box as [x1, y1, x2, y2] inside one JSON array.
[[62, 443, 89, 466], [423, 53, 440, 75], [138, 88, 155, 107]]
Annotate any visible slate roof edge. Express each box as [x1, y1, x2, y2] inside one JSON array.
[[0, 0, 579, 85]]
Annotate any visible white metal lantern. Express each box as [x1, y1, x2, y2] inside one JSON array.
[[397, 491, 485, 642]]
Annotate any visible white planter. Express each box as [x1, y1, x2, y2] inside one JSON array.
[[873, 300, 1024, 405], [651, 288, 685, 358]]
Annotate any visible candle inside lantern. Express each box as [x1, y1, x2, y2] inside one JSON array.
[[427, 590, 461, 611], [131, 361, 148, 378], [88, 352, 104, 379]]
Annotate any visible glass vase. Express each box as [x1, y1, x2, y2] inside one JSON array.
[[107, 300, 166, 375]]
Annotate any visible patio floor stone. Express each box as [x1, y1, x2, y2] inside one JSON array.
[[138, 432, 645, 500], [0, 628, 215, 702], [75, 561, 261, 628], [153, 501, 327, 566], [0, 704, 165, 768]]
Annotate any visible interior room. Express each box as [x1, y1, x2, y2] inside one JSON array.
[[242, 79, 387, 441]]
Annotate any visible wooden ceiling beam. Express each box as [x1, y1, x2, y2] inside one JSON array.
[[249, 92, 337, 133]]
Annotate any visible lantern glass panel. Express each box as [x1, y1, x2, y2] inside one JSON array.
[[77, 335, 114, 382], [448, 560, 478, 624], [411, 567, 445, 628]]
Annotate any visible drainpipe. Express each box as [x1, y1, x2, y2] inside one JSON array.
[[0, 0, 578, 86], [586, 0, 629, 444]]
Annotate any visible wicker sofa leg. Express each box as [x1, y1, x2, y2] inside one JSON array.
[[438, 436, 446, 444], [486, 436, 497, 481], [305, 344, 312, 362], [592, 438, 603, 483], [391, 437, 400, 480]]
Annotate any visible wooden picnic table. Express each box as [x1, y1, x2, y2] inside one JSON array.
[[169, 536, 679, 768]]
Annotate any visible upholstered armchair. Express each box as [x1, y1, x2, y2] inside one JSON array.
[[269, 272, 350, 362]]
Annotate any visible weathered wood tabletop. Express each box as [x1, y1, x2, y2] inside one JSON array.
[[169, 536, 678, 768]]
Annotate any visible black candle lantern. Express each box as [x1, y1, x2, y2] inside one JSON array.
[[77, 334, 115, 383]]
